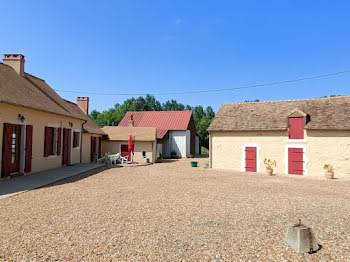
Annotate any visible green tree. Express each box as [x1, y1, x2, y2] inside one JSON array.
[[163, 99, 185, 111]]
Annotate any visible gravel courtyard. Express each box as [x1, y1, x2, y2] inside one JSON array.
[[1, 158, 350, 261]]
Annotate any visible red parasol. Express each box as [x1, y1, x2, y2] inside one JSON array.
[[128, 134, 134, 152]]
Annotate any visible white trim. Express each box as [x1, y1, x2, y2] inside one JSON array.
[[286, 139, 307, 143], [47, 155, 58, 160], [284, 144, 309, 176], [48, 123, 59, 128], [74, 128, 81, 132], [240, 143, 260, 172]]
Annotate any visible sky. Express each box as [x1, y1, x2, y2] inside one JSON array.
[[1, 0, 350, 112]]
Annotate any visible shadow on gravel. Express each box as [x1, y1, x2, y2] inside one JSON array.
[[38, 166, 109, 189], [155, 159, 179, 164], [309, 244, 323, 254]]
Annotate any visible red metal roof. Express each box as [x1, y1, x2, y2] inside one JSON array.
[[118, 111, 193, 139]]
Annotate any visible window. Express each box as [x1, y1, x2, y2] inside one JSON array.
[[44, 127, 60, 157], [73, 132, 80, 148], [289, 117, 304, 139], [142, 151, 146, 158], [11, 125, 21, 164]]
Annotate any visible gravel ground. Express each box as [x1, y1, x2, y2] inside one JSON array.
[[0, 158, 350, 261]]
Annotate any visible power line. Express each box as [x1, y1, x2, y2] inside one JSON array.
[[54, 69, 350, 96]]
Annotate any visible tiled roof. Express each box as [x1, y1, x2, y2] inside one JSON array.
[[118, 111, 193, 139], [63, 100, 105, 135], [0, 62, 84, 120], [209, 96, 350, 131], [101, 126, 156, 141]]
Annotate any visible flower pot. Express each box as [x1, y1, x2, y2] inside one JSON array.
[[266, 168, 273, 176], [326, 171, 334, 180]]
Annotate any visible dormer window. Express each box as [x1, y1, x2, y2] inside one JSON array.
[[289, 117, 304, 139], [288, 108, 308, 140]]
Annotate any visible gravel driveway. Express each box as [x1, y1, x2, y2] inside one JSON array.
[[0, 158, 349, 261]]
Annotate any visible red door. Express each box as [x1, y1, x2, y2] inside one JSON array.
[[91, 136, 96, 162], [121, 144, 131, 161], [288, 148, 303, 175], [62, 128, 69, 166], [245, 147, 257, 172], [2, 123, 22, 177]]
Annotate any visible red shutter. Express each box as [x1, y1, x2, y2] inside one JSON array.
[[245, 147, 257, 172], [288, 148, 303, 175], [25, 125, 33, 173], [1, 123, 13, 178], [98, 137, 102, 158], [73, 132, 76, 147], [57, 128, 62, 155], [289, 117, 304, 139], [90, 136, 96, 162], [63, 128, 69, 165], [73, 132, 79, 148], [44, 127, 51, 157]]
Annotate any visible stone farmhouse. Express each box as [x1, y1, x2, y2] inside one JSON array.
[[208, 96, 350, 178]]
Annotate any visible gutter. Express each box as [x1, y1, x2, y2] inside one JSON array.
[[80, 120, 87, 163]]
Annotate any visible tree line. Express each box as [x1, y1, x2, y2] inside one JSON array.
[[90, 95, 215, 149]]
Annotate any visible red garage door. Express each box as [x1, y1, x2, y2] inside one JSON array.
[[121, 144, 131, 161], [288, 148, 303, 175], [245, 147, 257, 172]]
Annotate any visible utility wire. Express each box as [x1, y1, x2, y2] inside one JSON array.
[[54, 69, 350, 96]]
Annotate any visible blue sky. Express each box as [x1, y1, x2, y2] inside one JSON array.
[[1, 0, 350, 112]]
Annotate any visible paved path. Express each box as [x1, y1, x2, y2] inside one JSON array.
[[0, 163, 104, 200]]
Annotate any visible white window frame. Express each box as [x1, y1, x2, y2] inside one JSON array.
[[240, 143, 260, 172], [284, 144, 309, 176]]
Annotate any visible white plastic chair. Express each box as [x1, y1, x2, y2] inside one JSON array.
[[120, 155, 129, 164]]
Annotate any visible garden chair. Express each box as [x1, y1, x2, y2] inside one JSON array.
[[109, 153, 120, 165], [120, 155, 129, 164]]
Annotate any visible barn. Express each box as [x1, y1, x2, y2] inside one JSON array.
[[118, 111, 200, 158], [208, 96, 350, 178]]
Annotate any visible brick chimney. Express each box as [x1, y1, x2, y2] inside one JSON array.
[[77, 97, 89, 115], [3, 54, 25, 76], [129, 113, 134, 127]]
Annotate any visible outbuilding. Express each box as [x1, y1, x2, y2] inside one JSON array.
[[101, 126, 157, 163], [208, 96, 350, 178]]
